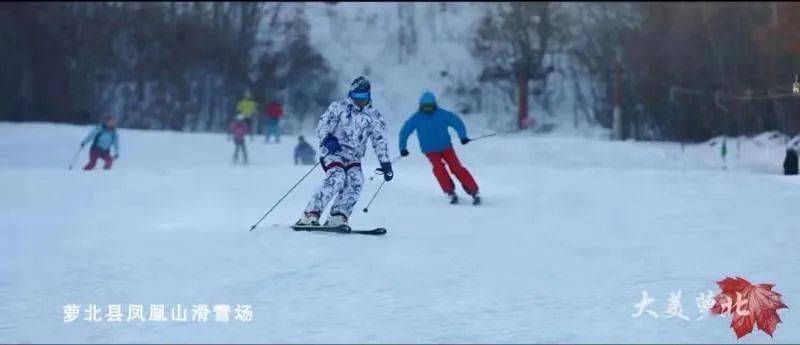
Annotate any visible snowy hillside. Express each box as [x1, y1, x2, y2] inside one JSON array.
[[1, 122, 798, 343], [299, 2, 604, 138], [301, 3, 483, 133], [301, 3, 577, 136]]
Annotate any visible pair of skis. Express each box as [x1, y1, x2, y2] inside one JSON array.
[[290, 224, 387, 236], [284, 194, 482, 236]]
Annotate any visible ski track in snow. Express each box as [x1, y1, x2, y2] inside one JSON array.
[[0, 122, 798, 343]]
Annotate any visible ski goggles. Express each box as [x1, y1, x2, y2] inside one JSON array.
[[420, 103, 436, 112], [350, 91, 371, 100]]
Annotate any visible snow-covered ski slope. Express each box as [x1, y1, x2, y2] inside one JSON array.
[[1, 122, 798, 343]]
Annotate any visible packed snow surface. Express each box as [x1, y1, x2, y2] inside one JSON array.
[[1, 122, 798, 343]]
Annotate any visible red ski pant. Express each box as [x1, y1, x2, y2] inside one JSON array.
[[424, 147, 479, 195], [83, 146, 114, 170]]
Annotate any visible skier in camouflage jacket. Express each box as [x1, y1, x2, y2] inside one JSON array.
[[297, 76, 394, 227]]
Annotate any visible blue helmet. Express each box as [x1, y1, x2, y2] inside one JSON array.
[[419, 91, 436, 105], [419, 91, 437, 113], [349, 76, 371, 101]]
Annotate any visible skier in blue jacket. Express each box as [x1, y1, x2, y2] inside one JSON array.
[[399, 92, 481, 205], [80, 115, 120, 170]]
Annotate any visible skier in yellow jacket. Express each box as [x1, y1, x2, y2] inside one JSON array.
[[236, 90, 258, 128]]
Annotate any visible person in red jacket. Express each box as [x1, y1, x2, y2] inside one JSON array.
[[264, 100, 283, 143]]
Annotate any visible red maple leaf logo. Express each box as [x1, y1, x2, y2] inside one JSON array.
[[710, 276, 789, 339]]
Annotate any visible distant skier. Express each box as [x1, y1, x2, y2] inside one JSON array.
[[399, 91, 481, 205], [229, 114, 252, 165], [236, 90, 257, 129], [80, 115, 120, 171], [294, 135, 316, 165], [295, 76, 393, 228], [264, 100, 283, 143], [785, 147, 798, 175]]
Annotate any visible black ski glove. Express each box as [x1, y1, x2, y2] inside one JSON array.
[[400, 149, 409, 157], [379, 161, 393, 181], [460, 137, 471, 145]]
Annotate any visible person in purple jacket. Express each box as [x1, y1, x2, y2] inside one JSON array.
[[229, 114, 252, 165], [399, 91, 481, 205]]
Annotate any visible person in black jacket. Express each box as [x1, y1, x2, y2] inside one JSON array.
[[784, 147, 798, 175], [294, 136, 316, 166]]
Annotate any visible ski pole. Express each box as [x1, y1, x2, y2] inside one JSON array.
[[471, 132, 500, 141], [68, 146, 84, 170], [249, 161, 320, 232], [362, 179, 386, 213], [470, 128, 524, 141]]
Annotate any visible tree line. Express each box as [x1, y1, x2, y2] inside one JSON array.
[[472, 2, 800, 141], [0, 2, 335, 132], [2, 2, 799, 142]]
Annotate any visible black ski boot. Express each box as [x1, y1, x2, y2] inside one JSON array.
[[471, 192, 481, 205], [448, 192, 459, 205]]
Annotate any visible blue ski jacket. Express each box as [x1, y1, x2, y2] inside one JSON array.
[[81, 124, 119, 153], [399, 104, 468, 154]]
